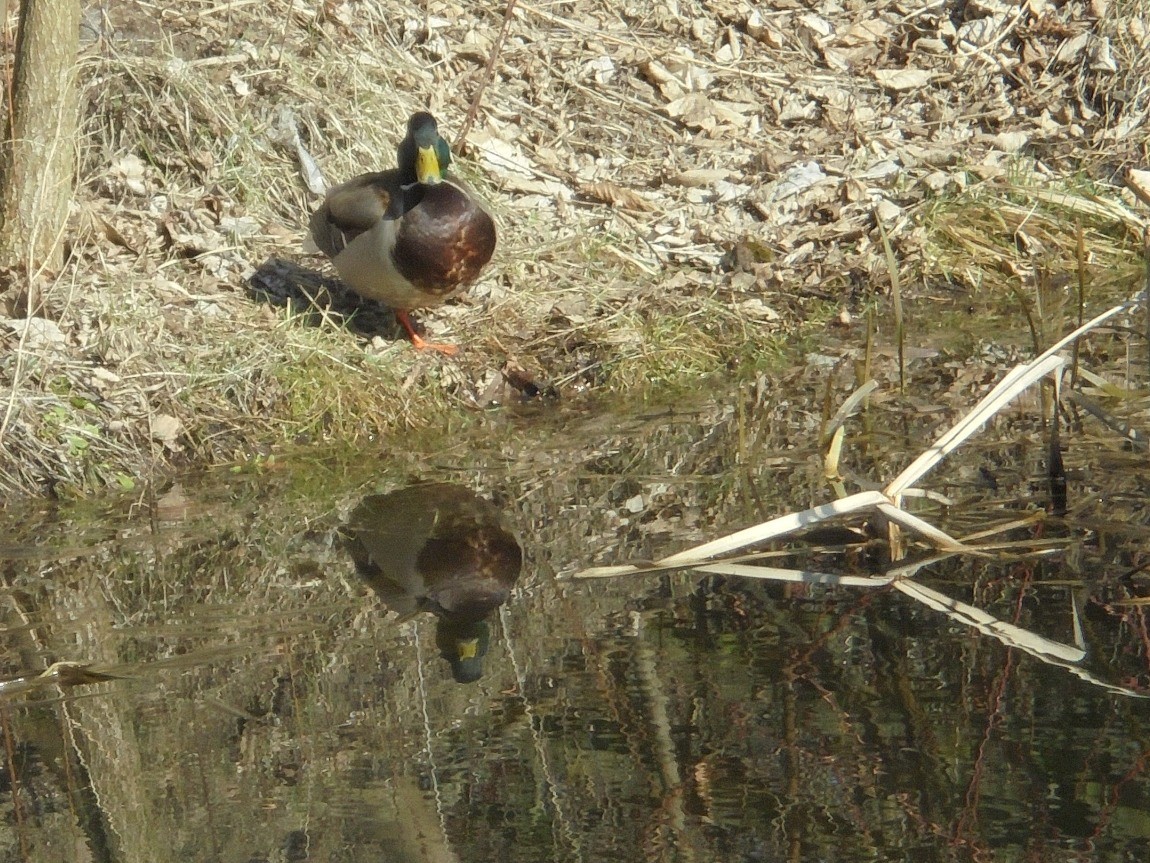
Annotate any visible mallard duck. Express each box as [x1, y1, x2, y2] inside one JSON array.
[[306, 112, 497, 355], [342, 483, 522, 683]]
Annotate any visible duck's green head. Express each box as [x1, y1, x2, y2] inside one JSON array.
[[403, 111, 452, 186], [436, 619, 491, 684]]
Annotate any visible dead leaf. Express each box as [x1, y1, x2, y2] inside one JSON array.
[[714, 29, 743, 64], [583, 56, 616, 84], [1089, 36, 1117, 72], [991, 131, 1030, 153], [798, 13, 834, 41], [40, 662, 121, 687], [874, 198, 901, 223], [840, 19, 893, 46], [502, 362, 557, 400], [664, 93, 715, 129], [873, 68, 935, 91], [229, 72, 250, 97], [150, 414, 182, 444], [1126, 168, 1150, 209], [75, 204, 138, 253], [746, 10, 785, 48], [0, 317, 67, 350], [1053, 32, 1090, 64], [108, 154, 151, 196], [274, 108, 327, 194], [771, 161, 828, 201], [580, 181, 657, 212], [98, 215, 137, 252], [957, 16, 1007, 50], [470, 129, 537, 179], [668, 169, 730, 187], [641, 59, 686, 100], [710, 100, 755, 126], [736, 298, 780, 321], [502, 176, 573, 200]]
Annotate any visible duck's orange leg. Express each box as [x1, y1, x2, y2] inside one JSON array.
[[396, 310, 459, 356]]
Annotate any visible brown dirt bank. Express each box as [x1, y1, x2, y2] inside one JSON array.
[[0, 0, 1146, 498]]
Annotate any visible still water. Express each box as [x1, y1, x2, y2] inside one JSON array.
[[1, 378, 1148, 862]]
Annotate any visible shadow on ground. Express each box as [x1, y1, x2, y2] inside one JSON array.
[[246, 256, 407, 345]]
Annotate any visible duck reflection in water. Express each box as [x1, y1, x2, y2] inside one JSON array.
[[342, 483, 522, 683]]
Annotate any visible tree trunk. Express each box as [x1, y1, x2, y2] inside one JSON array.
[[0, 0, 81, 277]]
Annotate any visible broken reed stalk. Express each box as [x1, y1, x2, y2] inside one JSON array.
[[1014, 276, 1041, 355], [1072, 219, 1085, 388], [572, 297, 1148, 698], [1145, 226, 1150, 381], [877, 217, 904, 393], [576, 296, 1142, 581]]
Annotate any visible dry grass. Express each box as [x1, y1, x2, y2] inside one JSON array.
[[0, 0, 1148, 497], [923, 168, 1145, 297]]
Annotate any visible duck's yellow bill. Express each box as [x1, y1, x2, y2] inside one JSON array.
[[457, 638, 479, 660], [416, 145, 443, 184]]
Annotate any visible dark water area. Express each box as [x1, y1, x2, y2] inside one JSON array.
[[1, 376, 1149, 863]]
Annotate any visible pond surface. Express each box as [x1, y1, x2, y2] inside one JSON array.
[[1, 367, 1149, 863]]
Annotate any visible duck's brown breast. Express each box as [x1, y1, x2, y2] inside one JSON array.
[[392, 183, 496, 293]]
